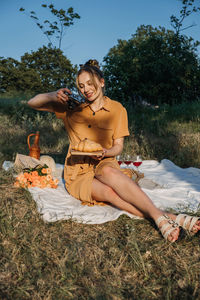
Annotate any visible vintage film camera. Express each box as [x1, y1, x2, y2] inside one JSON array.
[[64, 91, 84, 111]]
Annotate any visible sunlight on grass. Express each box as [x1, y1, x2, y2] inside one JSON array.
[[1, 98, 200, 299]]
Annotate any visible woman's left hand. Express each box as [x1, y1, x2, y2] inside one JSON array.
[[92, 149, 107, 160]]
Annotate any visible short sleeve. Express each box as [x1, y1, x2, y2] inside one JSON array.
[[51, 102, 67, 120], [113, 106, 130, 139]]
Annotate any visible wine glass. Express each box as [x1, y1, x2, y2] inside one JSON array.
[[124, 154, 132, 168], [133, 155, 142, 171], [116, 155, 123, 166]]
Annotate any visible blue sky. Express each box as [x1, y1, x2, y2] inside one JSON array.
[[1, 0, 200, 66]]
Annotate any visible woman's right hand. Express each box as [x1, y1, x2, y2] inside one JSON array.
[[56, 88, 72, 104]]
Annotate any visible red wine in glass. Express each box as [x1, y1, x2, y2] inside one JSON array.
[[125, 161, 132, 166], [133, 156, 142, 170], [116, 155, 123, 166], [133, 161, 142, 167], [124, 155, 132, 167]]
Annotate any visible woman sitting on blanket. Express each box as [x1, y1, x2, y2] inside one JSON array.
[[28, 59, 200, 242]]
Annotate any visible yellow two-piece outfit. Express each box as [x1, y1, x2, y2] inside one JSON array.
[[52, 96, 130, 205]]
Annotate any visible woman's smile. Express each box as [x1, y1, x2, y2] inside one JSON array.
[[78, 71, 104, 102], [85, 91, 93, 99]]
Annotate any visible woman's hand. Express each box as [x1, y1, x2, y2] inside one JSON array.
[[91, 138, 124, 161], [91, 149, 107, 160], [56, 88, 72, 104]]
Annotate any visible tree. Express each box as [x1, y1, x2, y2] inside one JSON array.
[[0, 47, 77, 95], [21, 46, 77, 92], [0, 57, 42, 95], [19, 3, 80, 49], [103, 25, 200, 105], [0, 3, 80, 96], [171, 0, 200, 35]]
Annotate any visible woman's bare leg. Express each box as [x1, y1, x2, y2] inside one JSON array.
[[95, 166, 163, 220], [91, 177, 180, 242], [92, 178, 146, 217]]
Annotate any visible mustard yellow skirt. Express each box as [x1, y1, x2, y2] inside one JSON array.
[[64, 155, 132, 206]]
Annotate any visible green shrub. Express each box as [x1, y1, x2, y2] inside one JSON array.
[[1, 97, 200, 167]]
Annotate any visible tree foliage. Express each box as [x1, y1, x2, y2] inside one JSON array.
[[1, 2, 80, 97], [171, 0, 200, 35], [19, 3, 80, 49], [21, 46, 77, 91], [0, 46, 77, 96], [103, 25, 200, 105], [0, 57, 41, 95]]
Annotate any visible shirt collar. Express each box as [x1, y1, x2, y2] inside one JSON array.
[[81, 96, 111, 112]]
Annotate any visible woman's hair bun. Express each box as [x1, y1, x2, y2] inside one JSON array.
[[77, 58, 104, 90], [84, 59, 100, 69]]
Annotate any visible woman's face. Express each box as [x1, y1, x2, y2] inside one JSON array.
[[77, 71, 104, 102]]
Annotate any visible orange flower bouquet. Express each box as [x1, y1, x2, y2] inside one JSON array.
[[14, 164, 59, 189]]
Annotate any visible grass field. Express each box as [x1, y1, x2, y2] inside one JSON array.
[[1, 98, 200, 299]]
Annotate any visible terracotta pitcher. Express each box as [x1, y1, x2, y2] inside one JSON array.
[[27, 131, 40, 159]]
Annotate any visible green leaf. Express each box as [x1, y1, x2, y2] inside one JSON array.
[[30, 16, 38, 20]]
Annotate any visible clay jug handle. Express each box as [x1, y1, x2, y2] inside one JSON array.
[[27, 133, 36, 150]]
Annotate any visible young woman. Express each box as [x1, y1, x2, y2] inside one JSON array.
[[28, 59, 200, 242]]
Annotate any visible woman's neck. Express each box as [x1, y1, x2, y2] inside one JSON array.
[[89, 96, 105, 112]]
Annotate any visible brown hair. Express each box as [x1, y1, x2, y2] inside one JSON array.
[[76, 59, 105, 93]]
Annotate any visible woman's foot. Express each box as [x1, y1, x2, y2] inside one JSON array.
[[173, 214, 200, 235], [155, 214, 180, 242]]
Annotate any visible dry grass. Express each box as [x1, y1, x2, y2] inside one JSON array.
[[123, 130, 200, 169], [1, 169, 200, 299], [1, 101, 200, 299], [0, 113, 68, 164]]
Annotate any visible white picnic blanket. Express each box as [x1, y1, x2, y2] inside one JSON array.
[[26, 159, 200, 224]]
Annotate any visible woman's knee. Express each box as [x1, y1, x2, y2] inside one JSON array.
[[96, 165, 119, 180]]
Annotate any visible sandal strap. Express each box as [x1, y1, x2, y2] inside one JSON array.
[[160, 223, 177, 240], [188, 216, 200, 232], [163, 214, 179, 227], [175, 214, 200, 232], [156, 215, 178, 228], [155, 215, 179, 241]]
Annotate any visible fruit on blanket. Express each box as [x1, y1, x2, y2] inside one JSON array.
[[73, 138, 103, 152]]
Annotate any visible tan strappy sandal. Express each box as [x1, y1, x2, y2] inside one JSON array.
[[155, 214, 180, 242], [175, 214, 200, 236]]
